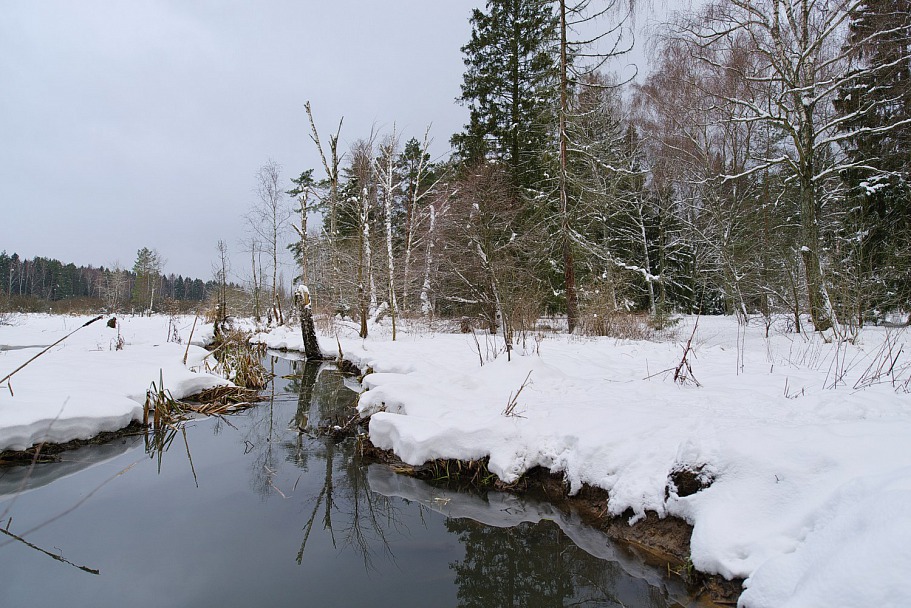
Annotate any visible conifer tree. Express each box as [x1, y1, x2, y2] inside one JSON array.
[[835, 0, 911, 317], [452, 0, 559, 191], [132, 247, 162, 313]]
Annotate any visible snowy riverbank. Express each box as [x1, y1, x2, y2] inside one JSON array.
[[0, 314, 228, 452], [254, 315, 911, 607]]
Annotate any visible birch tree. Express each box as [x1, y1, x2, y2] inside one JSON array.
[[213, 239, 229, 328], [419, 189, 451, 318], [375, 129, 400, 340], [304, 101, 344, 306], [100, 263, 130, 312], [397, 130, 445, 314], [635, 32, 789, 321], [347, 138, 377, 338], [250, 159, 289, 325], [241, 236, 264, 322]]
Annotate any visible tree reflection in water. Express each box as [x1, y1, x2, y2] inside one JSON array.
[[448, 519, 573, 607], [448, 518, 674, 608], [0, 352, 694, 607], [277, 359, 399, 570], [244, 355, 687, 606], [247, 357, 280, 501]]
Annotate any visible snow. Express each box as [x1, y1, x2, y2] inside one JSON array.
[[255, 315, 911, 607], [0, 314, 228, 451]]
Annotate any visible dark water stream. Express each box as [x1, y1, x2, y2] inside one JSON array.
[[0, 354, 696, 607]]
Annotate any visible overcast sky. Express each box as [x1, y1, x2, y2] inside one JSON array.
[[1, 1, 651, 282]]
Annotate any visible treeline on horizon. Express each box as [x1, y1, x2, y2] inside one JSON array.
[[0, 250, 231, 312]]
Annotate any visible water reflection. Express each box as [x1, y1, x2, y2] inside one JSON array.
[[253, 356, 690, 606], [370, 466, 692, 608], [271, 359, 398, 570], [0, 353, 696, 608], [449, 519, 677, 608], [0, 437, 140, 501], [449, 518, 573, 606]]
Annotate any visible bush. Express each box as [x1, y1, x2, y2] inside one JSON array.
[[580, 309, 655, 340]]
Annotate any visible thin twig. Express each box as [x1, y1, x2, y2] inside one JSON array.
[[673, 317, 701, 387], [0, 461, 138, 549], [503, 371, 533, 417], [182, 426, 199, 488], [183, 313, 199, 365], [0, 527, 100, 575], [0, 316, 104, 388], [471, 329, 484, 367]]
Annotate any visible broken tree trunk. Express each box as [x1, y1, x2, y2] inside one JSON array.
[[294, 285, 326, 361]]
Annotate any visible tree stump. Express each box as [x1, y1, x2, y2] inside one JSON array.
[[294, 285, 325, 361]]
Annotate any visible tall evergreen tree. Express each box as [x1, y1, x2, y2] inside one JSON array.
[[452, 0, 559, 191], [287, 169, 318, 285], [834, 0, 911, 317], [132, 247, 162, 312]]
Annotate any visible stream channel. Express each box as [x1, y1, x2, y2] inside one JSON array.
[[0, 353, 700, 607]]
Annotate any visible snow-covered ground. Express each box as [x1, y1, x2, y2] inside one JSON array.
[[254, 315, 911, 607], [0, 314, 228, 452]]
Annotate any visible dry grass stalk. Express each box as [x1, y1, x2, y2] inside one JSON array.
[[415, 456, 497, 488], [853, 329, 910, 391], [191, 385, 262, 405], [182, 313, 199, 365], [145, 378, 264, 429], [673, 318, 701, 387], [503, 371, 532, 417], [208, 328, 272, 390]]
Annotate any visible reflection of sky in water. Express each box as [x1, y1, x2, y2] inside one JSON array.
[[0, 437, 142, 501], [0, 356, 689, 608]]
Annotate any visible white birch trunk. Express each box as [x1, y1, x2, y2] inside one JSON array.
[[381, 132, 398, 341], [420, 204, 437, 317]]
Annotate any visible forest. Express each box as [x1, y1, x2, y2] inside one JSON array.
[[0, 249, 224, 313], [243, 0, 909, 341]]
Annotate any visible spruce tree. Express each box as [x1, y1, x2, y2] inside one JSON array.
[[131, 247, 161, 312], [452, 0, 559, 191], [835, 0, 911, 317]]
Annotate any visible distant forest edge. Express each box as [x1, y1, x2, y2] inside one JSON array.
[[0, 249, 236, 313]]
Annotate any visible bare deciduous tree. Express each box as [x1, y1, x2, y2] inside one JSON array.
[[213, 239, 230, 330], [348, 138, 377, 338], [305, 101, 344, 306], [249, 159, 289, 325], [672, 0, 906, 333]]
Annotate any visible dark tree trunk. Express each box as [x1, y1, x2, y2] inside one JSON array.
[[294, 287, 325, 361]]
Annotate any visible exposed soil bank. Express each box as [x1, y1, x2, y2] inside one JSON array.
[[0, 384, 264, 467], [0, 420, 147, 466], [361, 440, 744, 606]]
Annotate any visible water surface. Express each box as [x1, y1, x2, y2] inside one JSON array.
[[0, 355, 694, 607]]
